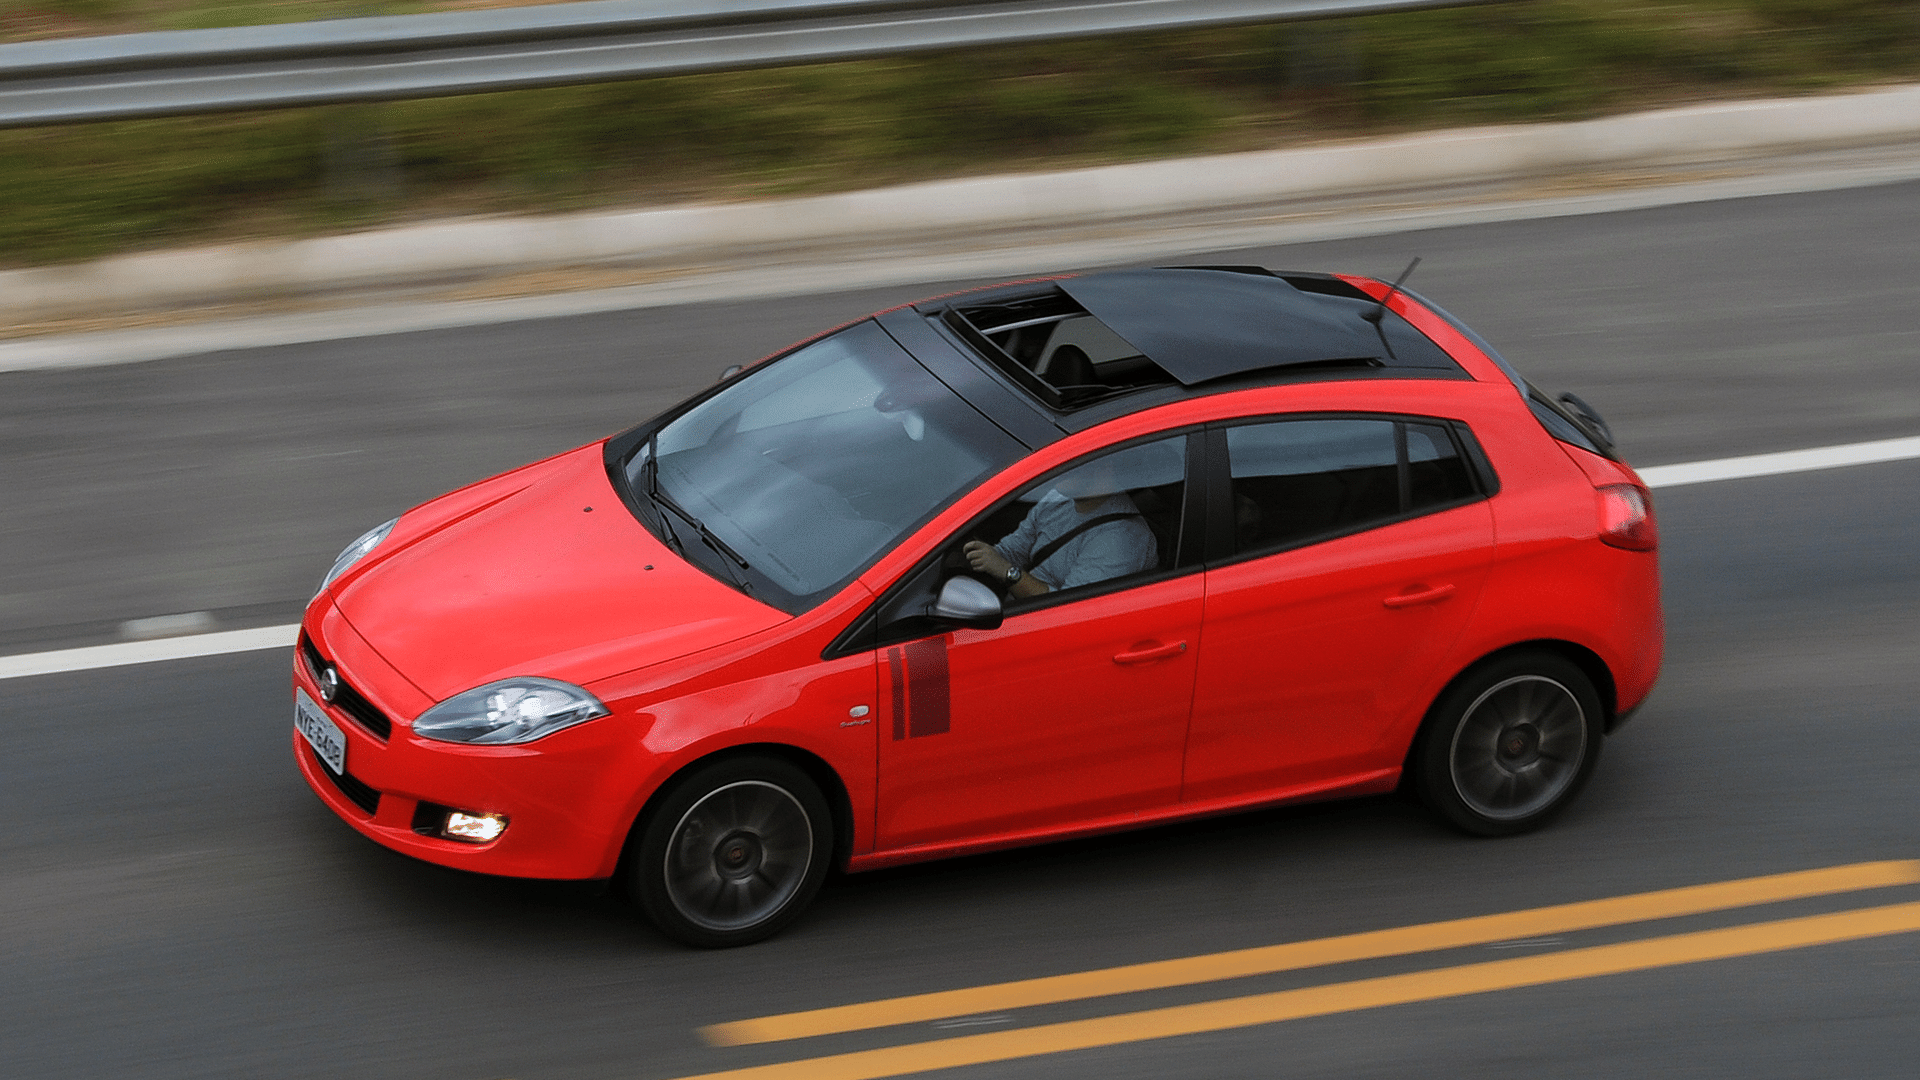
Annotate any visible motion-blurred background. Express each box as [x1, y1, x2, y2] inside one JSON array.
[[3, 1, 1914, 268]]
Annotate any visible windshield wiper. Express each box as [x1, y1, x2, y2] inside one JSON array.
[[641, 432, 685, 557], [660, 494, 755, 595], [642, 431, 755, 594]]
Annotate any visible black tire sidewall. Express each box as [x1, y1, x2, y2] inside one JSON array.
[[626, 755, 833, 948], [1414, 651, 1605, 837]]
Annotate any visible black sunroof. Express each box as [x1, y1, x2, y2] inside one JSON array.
[[1057, 268, 1455, 385]]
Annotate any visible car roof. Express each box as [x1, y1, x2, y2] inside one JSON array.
[[1057, 268, 1441, 384], [906, 266, 1468, 439]]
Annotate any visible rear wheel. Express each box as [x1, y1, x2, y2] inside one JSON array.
[[626, 755, 832, 948], [1414, 652, 1604, 836]]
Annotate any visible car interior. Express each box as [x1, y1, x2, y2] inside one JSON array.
[[944, 290, 1180, 409], [961, 477, 1186, 579]]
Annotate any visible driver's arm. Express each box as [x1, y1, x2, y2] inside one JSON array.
[[963, 541, 1052, 598]]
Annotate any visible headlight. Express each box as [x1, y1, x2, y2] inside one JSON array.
[[412, 678, 611, 745], [318, 518, 398, 595]]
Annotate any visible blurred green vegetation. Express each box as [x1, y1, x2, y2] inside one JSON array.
[[2, 0, 1918, 267]]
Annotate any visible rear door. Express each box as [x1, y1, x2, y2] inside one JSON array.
[[1183, 415, 1495, 803]]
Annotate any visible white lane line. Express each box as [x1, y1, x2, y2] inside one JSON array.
[[1639, 435, 1920, 489], [0, 624, 298, 681], [3, 434, 1919, 680]]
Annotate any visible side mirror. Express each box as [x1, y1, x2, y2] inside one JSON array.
[[717, 364, 744, 383], [927, 576, 1002, 630]]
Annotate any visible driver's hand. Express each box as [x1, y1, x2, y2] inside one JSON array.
[[963, 541, 1011, 579]]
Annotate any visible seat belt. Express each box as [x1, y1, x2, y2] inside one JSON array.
[[1025, 513, 1143, 575]]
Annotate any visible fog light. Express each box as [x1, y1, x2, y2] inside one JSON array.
[[443, 810, 508, 843]]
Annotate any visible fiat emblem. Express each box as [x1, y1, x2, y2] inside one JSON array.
[[318, 666, 341, 703]]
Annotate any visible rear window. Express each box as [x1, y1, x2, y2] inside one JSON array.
[[1402, 288, 1618, 460], [1527, 393, 1611, 458]]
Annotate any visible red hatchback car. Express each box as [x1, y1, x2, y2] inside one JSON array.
[[293, 266, 1661, 946]]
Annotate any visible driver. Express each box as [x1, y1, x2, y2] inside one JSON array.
[[963, 453, 1157, 599]]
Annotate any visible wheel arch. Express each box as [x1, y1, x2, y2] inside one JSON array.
[[613, 742, 857, 890], [1405, 638, 1620, 777]]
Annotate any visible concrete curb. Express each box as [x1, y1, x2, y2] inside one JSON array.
[[6, 82, 1920, 321]]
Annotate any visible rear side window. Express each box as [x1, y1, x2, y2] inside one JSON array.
[[1226, 420, 1398, 551], [1223, 416, 1483, 556], [1406, 421, 1476, 509]]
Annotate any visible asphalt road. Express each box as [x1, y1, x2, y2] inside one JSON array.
[[3, 181, 1919, 1079]]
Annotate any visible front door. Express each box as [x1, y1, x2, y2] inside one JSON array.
[[874, 433, 1202, 851], [875, 578, 1203, 849]]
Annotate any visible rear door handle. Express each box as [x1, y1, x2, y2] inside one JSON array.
[[1113, 640, 1188, 665], [1382, 583, 1457, 608]]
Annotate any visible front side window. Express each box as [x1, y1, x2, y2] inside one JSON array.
[[1224, 416, 1481, 556], [969, 434, 1189, 603], [624, 321, 1025, 608], [855, 432, 1195, 652]]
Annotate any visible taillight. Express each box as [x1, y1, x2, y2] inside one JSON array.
[[1596, 483, 1657, 551]]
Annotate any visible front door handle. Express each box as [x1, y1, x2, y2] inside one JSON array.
[[1113, 640, 1188, 665], [1382, 583, 1457, 609]]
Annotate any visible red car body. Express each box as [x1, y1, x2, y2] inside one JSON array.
[[292, 267, 1661, 941]]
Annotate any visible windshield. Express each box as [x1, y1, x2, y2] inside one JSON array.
[[625, 320, 1026, 608]]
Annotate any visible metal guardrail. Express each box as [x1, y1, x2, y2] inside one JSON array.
[[0, 0, 1497, 128]]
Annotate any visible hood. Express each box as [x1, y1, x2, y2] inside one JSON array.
[[332, 444, 786, 703]]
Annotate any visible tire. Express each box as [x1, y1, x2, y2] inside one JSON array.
[[625, 755, 833, 948], [1413, 651, 1605, 837]]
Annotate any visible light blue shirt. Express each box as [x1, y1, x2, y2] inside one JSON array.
[[994, 491, 1157, 590]]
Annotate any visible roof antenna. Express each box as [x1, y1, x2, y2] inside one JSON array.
[[1362, 256, 1421, 324]]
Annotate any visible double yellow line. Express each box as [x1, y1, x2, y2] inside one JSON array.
[[679, 861, 1920, 1080]]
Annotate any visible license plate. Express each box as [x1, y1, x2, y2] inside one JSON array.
[[295, 689, 347, 775]]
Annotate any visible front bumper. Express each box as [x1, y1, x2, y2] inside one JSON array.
[[291, 604, 657, 880]]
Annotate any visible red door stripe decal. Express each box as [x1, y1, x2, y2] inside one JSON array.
[[888, 647, 907, 741], [887, 639, 951, 740], [904, 638, 950, 738]]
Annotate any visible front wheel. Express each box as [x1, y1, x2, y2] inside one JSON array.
[[625, 755, 833, 948], [1413, 652, 1605, 837]]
